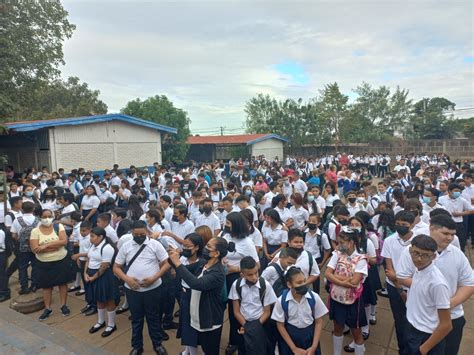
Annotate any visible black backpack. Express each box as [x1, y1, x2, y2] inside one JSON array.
[[269, 263, 287, 297]]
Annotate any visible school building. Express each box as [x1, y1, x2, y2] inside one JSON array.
[[0, 114, 177, 172], [186, 133, 288, 162]]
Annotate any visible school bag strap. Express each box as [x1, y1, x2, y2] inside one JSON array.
[[306, 250, 314, 272], [236, 276, 267, 306], [270, 263, 285, 283], [281, 288, 316, 322], [122, 243, 147, 274]]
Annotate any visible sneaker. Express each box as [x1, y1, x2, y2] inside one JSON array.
[[377, 288, 389, 298], [39, 308, 53, 321], [61, 305, 71, 316], [370, 314, 377, 325], [75, 289, 85, 296]]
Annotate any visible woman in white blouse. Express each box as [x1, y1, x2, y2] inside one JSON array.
[[80, 186, 100, 225]]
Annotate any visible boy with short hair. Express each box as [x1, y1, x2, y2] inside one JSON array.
[[229, 256, 277, 354], [405, 235, 452, 355], [261, 247, 298, 296]]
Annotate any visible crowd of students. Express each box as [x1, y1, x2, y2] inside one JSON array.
[[0, 152, 473, 355]]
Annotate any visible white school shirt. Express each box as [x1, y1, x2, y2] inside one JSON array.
[[327, 250, 368, 282], [87, 240, 114, 269], [438, 195, 473, 223], [245, 206, 258, 223], [380, 232, 414, 287], [274, 248, 320, 279], [81, 195, 100, 210], [228, 278, 277, 321], [261, 260, 284, 286], [274, 206, 292, 224], [41, 199, 60, 212], [315, 196, 326, 211], [289, 206, 309, 230], [325, 194, 339, 208], [397, 244, 474, 320], [406, 263, 451, 334], [10, 213, 36, 235], [304, 229, 331, 260], [4, 210, 22, 228], [195, 212, 221, 233], [115, 237, 169, 292], [104, 224, 119, 244], [171, 219, 195, 241], [59, 204, 76, 225], [0, 230, 5, 251], [292, 179, 308, 195], [327, 219, 340, 242], [78, 234, 92, 261], [461, 184, 474, 203], [164, 207, 173, 225], [98, 190, 113, 203], [248, 228, 263, 248], [69, 180, 83, 196], [117, 233, 133, 250], [271, 290, 328, 328], [262, 224, 288, 246], [70, 223, 81, 243], [223, 234, 259, 267], [412, 220, 429, 237], [347, 203, 365, 217], [423, 202, 446, 215]]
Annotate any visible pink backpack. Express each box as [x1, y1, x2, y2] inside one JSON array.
[[330, 251, 365, 305]]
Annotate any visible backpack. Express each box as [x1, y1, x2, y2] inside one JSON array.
[[2, 212, 16, 256], [281, 288, 316, 322], [235, 276, 266, 306], [17, 216, 39, 252], [100, 237, 118, 265], [305, 250, 314, 274], [269, 263, 287, 297], [330, 251, 365, 305], [322, 220, 340, 246]]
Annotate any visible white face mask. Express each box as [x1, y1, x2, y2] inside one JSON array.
[[41, 217, 54, 227]]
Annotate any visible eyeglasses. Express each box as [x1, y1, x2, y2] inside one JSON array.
[[409, 248, 433, 260]]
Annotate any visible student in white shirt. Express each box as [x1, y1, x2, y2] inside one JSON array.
[[261, 247, 298, 295], [113, 220, 170, 355], [422, 188, 445, 214], [289, 193, 309, 230], [80, 185, 100, 225], [96, 214, 118, 244], [438, 183, 474, 251], [68, 174, 83, 197], [345, 191, 365, 217], [397, 215, 474, 355], [271, 266, 328, 355], [292, 171, 308, 196], [162, 204, 195, 247], [262, 209, 288, 268], [399, 235, 452, 355], [240, 209, 263, 253], [195, 198, 221, 237], [229, 256, 277, 354], [72, 221, 94, 311], [380, 210, 416, 355], [272, 194, 294, 228]]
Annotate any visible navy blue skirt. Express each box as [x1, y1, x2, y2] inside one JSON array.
[[177, 286, 198, 346], [329, 296, 367, 329], [363, 265, 381, 306], [279, 323, 321, 355], [85, 268, 117, 303]]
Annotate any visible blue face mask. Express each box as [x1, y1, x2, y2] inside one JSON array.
[[422, 196, 432, 204], [452, 191, 461, 199]]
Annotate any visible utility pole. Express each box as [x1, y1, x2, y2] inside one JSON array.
[[220, 126, 224, 136]]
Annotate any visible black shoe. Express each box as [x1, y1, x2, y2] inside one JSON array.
[[60, 305, 71, 316], [160, 330, 169, 341], [344, 345, 355, 353], [18, 288, 30, 295], [154, 345, 168, 355], [75, 289, 85, 296], [129, 349, 143, 355], [116, 306, 129, 314], [84, 308, 97, 316], [68, 285, 80, 293], [377, 289, 389, 298], [343, 329, 350, 335], [39, 308, 53, 321], [0, 294, 11, 302], [162, 321, 179, 330], [101, 325, 117, 337], [29, 286, 37, 293], [363, 332, 369, 340], [80, 305, 91, 313], [89, 322, 105, 334], [225, 344, 238, 355]]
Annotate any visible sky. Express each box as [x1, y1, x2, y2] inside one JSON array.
[[61, 0, 474, 134]]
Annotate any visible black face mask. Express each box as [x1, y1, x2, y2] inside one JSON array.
[[246, 279, 258, 287], [218, 208, 224, 213], [223, 226, 231, 235], [203, 206, 212, 215], [201, 247, 212, 261], [308, 223, 318, 230], [295, 285, 309, 295], [348, 197, 357, 204], [339, 219, 348, 226], [199, 207, 204, 214], [181, 249, 194, 258], [133, 235, 147, 245], [289, 246, 303, 255], [395, 225, 410, 236], [172, 215, 179, 222]]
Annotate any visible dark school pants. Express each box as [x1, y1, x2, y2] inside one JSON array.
[[444, 316, 465, 355], [126, 286, 164, 349], [18, 251, 37, 290], [387, 284, 409, 355], [406, 322, 445, 355]]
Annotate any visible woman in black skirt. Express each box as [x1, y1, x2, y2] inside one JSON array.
[[84, 227, 118, 337], [30, 209, 73, 321], [176, 233, 204, 355]]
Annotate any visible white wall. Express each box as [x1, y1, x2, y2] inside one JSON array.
[[251, 139, 284, 160], [49, 120, 162, 171]]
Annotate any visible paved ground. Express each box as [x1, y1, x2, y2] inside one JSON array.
[[1, 246, 473, 355]]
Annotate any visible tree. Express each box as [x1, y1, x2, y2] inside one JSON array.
[[452, 117, 474, 138], [7, 77, 107, 121], [0, 1, 75, 119], [409, 97, 456, 139], [121, 95, 191, 163], [245, 94, 282, 134]]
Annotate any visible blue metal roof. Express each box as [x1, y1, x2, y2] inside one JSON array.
[[4, 113, 178, 134], [246, 134, 289, 145]]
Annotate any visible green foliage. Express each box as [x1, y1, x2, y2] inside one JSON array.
[[121, 95, 191, 163], [408, 98, 456, 139], [0, 1, 76, 119], [450, 117, 474, 138]]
